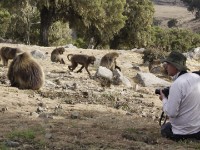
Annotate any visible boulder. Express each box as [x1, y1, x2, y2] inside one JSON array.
[[136, 72, 171, 87]]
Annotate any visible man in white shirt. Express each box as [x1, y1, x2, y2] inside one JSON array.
[[159, 51, 200, 141]]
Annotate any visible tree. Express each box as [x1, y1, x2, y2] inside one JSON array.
[[34, 0, 70, 46], [48, 21, 73, 46], [0, 0, 39, 44], [68, 0, 127, 48], [0, 4, 11, 37], [1, 0, 126, 47], [110, 0, 154, 49]]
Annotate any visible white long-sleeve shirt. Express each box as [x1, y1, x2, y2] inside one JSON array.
[[163, 72, 200, 135]]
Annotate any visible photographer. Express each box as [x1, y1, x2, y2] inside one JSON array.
[[159, 51, 200, 141]]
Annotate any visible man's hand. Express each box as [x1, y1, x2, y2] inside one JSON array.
[[159, 89, 166, 101]]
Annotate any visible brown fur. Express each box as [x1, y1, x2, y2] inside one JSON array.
[[100, 52, 121, 71], [51, 47, 65, 64], [7, 52, 45, 90], [0, 47, 23, 66], [67, 54, 96, 77]]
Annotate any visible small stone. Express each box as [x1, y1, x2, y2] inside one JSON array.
[[45, 133, 52, 139], [6, 141, 20, 147], [71, 111, 79, 119]]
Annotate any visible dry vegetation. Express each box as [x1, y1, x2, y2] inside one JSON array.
[[0, 3, 200, 150]]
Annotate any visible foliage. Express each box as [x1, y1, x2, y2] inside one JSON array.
[[8, 129, 36, 140], [153, 18, 162, 26], [1, 0, 126, 47], [70, 0, 127, 48], [0, 6, 11, 37], [5, 127, 46, 149], [167, 18, 178, 28], [0, 143, 8, 150], [150, 27, 200, 52], [1, 0, 200, 51], [150, 26, 170, 51], [0, 0, 40, 44], [49, 21, 73, 46], [142, 47, 168, 63], [110, 0, 154, 49], [73, 38, 88, 48]]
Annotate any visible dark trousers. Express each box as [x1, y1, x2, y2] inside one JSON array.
[[161, 122, 200, 141]]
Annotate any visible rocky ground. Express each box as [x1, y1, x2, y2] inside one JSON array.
[[0, 42, 200, 150], [1, 2, 200, 149]]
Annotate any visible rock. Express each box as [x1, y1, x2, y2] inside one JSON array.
[[71, 111, 79, 119], [54, 104, 63, 115], [131, 48, 146, 53], [45, 80, 57, 87], [38, 113, 50, 118], [66, 83, 77, 90], [184, 47, 200, 60], [5, 141, 20, 147], [30, 50, 47, 59], [112, 70, 123, 85], [45, 133, 52, 139], [36, 106, 45, 113], [30, 112, 39, 118], [113, 69, 132, 87], [122, 76, 132, 88], [136, 72, 171, 87], [64, 44, 77, 49], [96, 66, 113, 80]]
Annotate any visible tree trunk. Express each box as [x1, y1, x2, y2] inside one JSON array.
[[39, 6, 55, 46], [93, 40, 100, 49], [110, 36, 120, 49]]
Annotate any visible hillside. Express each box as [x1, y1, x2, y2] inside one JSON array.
[[0, 43, 200, 149], [154, 3, 200, 33]]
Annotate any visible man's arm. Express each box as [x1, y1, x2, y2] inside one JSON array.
[[161, 82, 182, 118]]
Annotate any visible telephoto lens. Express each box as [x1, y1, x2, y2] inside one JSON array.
[[155, 89, 160, 95]]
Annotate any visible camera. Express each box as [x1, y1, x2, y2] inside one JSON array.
[[155, 87, 170, 98]]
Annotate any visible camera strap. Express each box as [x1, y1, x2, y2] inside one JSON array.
[[159, 111, 167, 126]]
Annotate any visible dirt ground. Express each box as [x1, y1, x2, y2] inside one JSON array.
[[1, 4, 200, 150]]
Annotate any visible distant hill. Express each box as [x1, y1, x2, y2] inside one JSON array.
[[152, 0, 182, 6], [153, 1, 200, 33]]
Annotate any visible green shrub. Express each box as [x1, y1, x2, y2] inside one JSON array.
[[49, 21, 73, 46], [150, 27, 200, 53], [142, 47, 168, 63], [153, 18, 162, 26], [167, 18, 178, 28], [73, 38, 87, 48], [0, 9, 11, 37], [8, 129, 36, 140]]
